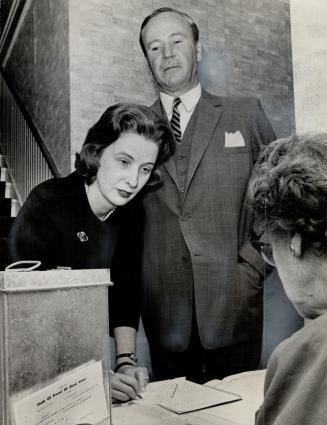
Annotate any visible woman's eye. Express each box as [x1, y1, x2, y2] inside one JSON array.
[[150, 45, 160, 52], [142, 167, 152, 174], [119, 159, 129, 166]]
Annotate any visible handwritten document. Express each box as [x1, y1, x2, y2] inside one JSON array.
[[13, 361, 109, 425]]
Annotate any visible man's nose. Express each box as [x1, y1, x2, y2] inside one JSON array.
[[163, 42, 174, 58]]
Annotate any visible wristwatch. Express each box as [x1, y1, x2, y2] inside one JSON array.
[[116, 352, 137, 363]]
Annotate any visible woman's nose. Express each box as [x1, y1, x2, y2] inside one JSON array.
[[126, 169, 139, 188]]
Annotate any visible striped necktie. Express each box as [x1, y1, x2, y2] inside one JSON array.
[[170, 97, 182, 143]]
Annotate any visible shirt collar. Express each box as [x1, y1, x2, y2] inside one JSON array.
[[160, 83, 201, 116]]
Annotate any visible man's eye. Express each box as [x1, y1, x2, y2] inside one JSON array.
[[149, 44, 160, 52], [173, 39, 182, 44]]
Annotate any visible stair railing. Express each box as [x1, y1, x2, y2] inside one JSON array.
[[0, 66, 60, 204]]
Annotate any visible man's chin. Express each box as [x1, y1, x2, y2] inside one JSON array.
[[161, 77, 186, 92]]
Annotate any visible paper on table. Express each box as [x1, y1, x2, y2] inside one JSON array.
[[112, 378, 242, 425], [13, 360, 109, 425], [201, 370, 266, 425], [140, 377, 186, 403], [157, 380, 241, 414]]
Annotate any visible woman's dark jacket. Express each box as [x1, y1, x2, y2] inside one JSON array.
[[6, 172, 142, 330]]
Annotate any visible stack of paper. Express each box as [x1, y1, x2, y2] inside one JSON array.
[[113, 376, 242, 425]]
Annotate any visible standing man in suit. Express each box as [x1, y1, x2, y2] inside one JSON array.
[[138, 7, 276, 383]]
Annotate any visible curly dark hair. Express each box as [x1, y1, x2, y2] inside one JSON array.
[[247, 133, 327, 253], [139, 7, 199, 56], [75, 103, 174, 185]]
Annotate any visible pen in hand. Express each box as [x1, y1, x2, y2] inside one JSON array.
[[136, 366, 149, 392]]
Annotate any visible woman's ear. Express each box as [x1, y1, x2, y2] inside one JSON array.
[[290, 233, 303, 257], [146, 169, 163, 188]]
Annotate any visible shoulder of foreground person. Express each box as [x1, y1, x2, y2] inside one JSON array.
[[256, 313, 327, 425]]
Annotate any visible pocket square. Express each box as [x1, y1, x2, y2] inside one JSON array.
[[224, 131, 245, 148]]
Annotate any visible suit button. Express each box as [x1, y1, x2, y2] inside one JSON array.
[[180, 215, 188, 221], [178, 155, 183, 160], [179, 169, 185, 175], [180, 187, 185, 193]]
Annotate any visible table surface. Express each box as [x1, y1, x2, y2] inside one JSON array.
[[111, 370, 266, 425]]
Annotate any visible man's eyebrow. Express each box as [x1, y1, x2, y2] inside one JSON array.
[[147, 32, 186, 46], [147, 39, 160, 47], [169, 32, 185, 37]]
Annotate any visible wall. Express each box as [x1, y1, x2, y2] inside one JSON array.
[[69, 0, 294, 167], [290, 0, 327, 132], [2, 1, 295, 176], [3, 0, 71, 175]]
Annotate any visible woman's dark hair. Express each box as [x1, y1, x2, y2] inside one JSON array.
[[139, 7, 199, 56], [75, 103, 174, 185], [247, 133, 327, 253]]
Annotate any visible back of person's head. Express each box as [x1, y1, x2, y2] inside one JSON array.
[[75, 103, 174, 185], [139, 7, 199, 56], [247, 133, 327, 253]]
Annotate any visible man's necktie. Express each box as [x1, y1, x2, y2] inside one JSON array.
[[170, 98, 182, 143]]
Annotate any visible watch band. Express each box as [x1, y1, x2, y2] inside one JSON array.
[[114, 361, 136, 373], [116, 352, 137, 363]]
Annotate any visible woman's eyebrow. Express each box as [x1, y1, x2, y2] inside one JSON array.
[[115, 152, 134, 159], [115, 152, 155, 166]]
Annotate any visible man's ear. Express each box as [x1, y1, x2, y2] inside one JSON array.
[[290, 233, 303, 257], [196, 41, 202, 62]]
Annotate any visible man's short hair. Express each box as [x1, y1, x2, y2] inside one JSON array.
[[139, 7, 200, 56]]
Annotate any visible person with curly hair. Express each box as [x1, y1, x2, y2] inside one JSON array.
[[247, 133, 327, 424], [6, 103, 174, 402]]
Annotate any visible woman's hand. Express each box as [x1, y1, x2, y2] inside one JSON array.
[[111, 369, 140, 402], [111, 366, 149, 403]]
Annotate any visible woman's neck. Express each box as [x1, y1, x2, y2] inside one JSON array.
[[84, 182, 116, 221]]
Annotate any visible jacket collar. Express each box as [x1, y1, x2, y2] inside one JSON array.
[[153, 90, 223, 194]]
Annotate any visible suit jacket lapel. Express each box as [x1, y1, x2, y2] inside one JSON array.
[[185, 91, 222, 191], [152, 99, 179, 187]]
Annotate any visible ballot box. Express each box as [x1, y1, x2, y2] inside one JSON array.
[[0, 268, 113, 425]]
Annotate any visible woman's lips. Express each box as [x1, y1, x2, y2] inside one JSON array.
[[117, 189, 132, 198]]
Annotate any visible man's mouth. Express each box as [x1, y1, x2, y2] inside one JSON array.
[[163, 63, 180, 71]]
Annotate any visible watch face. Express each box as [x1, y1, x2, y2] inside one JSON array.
[[130, 353, 137, 362]]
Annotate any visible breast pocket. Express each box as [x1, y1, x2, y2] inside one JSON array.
[[222, 146, 250, 154]]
